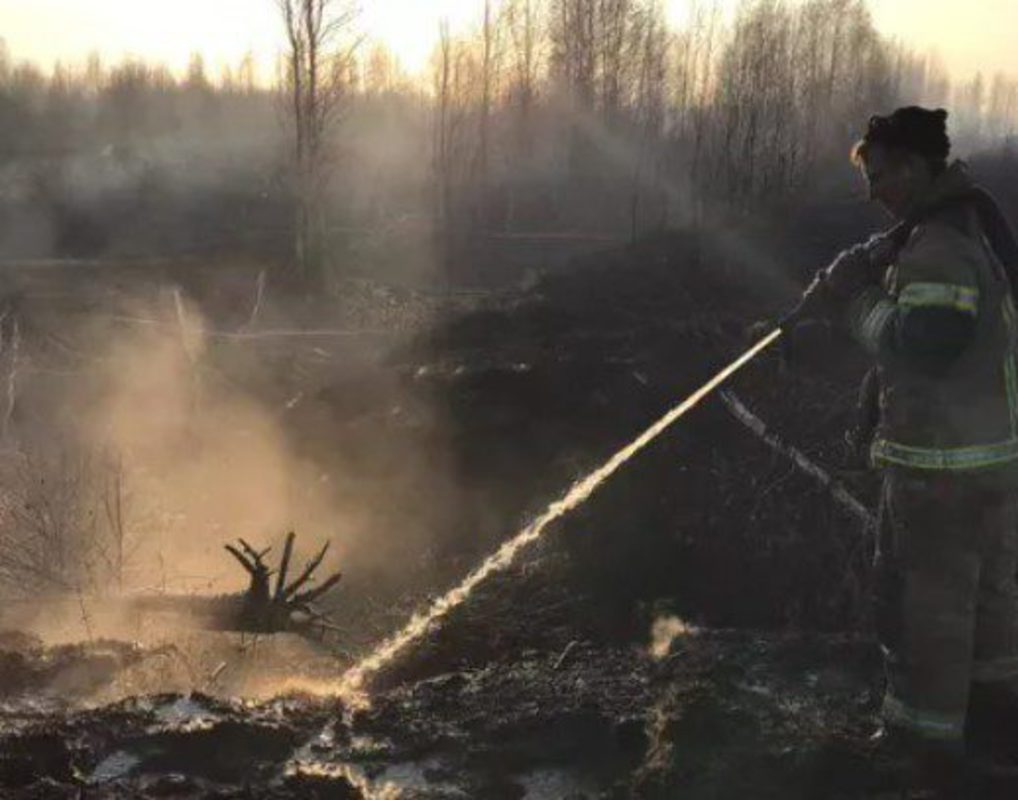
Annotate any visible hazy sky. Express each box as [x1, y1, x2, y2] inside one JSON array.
[[0, 0, 1011, 82]]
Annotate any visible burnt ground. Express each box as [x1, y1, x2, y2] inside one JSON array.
[[394, 228, 879, 637], [2, 227, 1017, 798], [9, 627, 1018, 799], [0, 628, 889, 799]]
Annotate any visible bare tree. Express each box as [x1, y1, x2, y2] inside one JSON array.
[[551, 0, 598, 112], [277, 0, 360, 289], [504, 0, 543, 153], [433, 21, 455, 236], [955, 71, 987, 143], [598, 0, 633, 122], [431, 21, 481, 263], [363, 42, 400, 96], [629, 0, 669, 237], [987, 72, 1018, 140], [478, 0, 498, 195]]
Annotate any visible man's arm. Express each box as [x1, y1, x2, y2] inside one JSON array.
[[844, 227, 981, 375]]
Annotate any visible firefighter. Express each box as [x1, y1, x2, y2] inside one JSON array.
[[790, 106, 1018, 791]]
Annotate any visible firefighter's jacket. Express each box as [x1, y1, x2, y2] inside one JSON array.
[[844, 161, 1018, 472]]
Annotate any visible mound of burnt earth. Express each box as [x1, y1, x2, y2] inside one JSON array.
[[0, 633, 179, 704], [339, 630, 895, 799], [0, 630, 873, 798], [10, 629, 1012, 799], [0, 691, 340, 798], [392, 228, 876, 680]]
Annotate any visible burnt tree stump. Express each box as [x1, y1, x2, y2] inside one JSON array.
[[223, 532, 343, 636], [128, 532, 343, 640]]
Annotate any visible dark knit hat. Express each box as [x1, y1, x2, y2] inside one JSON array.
[[854, 106, 951, 164]]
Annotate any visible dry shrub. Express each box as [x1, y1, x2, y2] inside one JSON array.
[[0, 445, 130, 599]]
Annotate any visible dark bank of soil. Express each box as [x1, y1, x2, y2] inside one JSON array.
[[396, 227, 878, 643]]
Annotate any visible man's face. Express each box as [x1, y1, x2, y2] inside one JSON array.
[[861, 145, 914, 219]]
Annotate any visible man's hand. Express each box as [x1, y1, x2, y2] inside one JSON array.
[[864, 230, 898, 270], [824, 231, 896, 299], [775, 229, 898, 333]]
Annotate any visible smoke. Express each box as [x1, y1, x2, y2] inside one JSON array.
[[648, 615, 696, 661], [0, 287, 358, 604], [570, 106, 803, 299]]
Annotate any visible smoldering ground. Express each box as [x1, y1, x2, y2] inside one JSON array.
[[0, 273, 475, 657]]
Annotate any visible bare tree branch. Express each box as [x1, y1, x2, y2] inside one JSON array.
[[274, 530, 296, 599], [283, 539, 330, 598]]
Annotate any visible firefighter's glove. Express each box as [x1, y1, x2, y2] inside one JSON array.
[[823, 244, 872, 299], [823, 231, 895, 300], [864, 230, 898, 271], [779, 230, 896, 333]]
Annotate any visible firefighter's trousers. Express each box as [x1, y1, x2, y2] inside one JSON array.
[[876, 467, 1018, 745]]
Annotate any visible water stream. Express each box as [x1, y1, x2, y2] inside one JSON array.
[[339, 330, 783, 697]]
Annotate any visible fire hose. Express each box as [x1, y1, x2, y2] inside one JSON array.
[[718, 389, 875, 529]]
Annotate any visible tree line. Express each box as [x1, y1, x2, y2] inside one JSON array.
[[1, 0, 1017, 286]]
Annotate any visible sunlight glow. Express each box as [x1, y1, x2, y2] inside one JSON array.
[[0, 0, 486, 80], [0, 0, 1013, 85], [362, 0, 481, 75], [0, 0, 279, 77]]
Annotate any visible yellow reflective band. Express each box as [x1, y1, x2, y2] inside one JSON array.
[[898, 282, 979, 314], [871, 437, 1018, 470], [882, 693, 964, 742]]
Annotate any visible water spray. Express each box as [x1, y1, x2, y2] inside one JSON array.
[[339, 329, 784, 696]]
